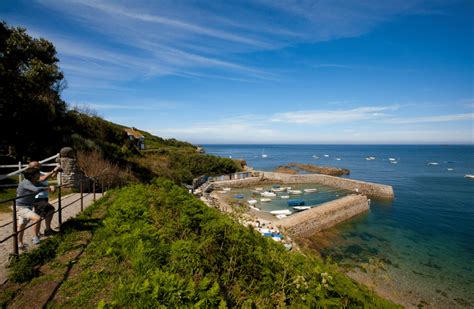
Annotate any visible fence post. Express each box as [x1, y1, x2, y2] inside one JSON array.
[[93, 181, 96, 202], [101, 180, 104, 197], [12, 200, 18, 256], [17, 161, 22, 184], [80, 181, 84, 212], [57, 185, 62, 226]]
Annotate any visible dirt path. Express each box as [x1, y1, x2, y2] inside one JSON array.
[[0, 192, 102, 284]]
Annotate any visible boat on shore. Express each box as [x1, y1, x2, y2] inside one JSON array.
[[293, 206, 311, 211], [270, 209, 292, 215], [248, 199, 258, 205]]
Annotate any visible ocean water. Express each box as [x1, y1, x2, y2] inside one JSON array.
[[204, 144, 474, 307]]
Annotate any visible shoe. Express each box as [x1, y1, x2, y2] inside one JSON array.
[[32, 236, 41, 245], [44, 229, 59, 236], [18, 243, 29, 250]]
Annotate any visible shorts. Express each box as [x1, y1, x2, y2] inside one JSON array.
[[34, 199, 55, 217], [16, 206, 40, 226]]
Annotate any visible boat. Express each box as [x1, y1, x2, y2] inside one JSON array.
[[247, 199, 258, 205], [255, 187, 263, 191], [280, 195, 290, 199], [233, 195, 244, 199], [271, 187, 286, 192], [293, 206, 311, 211], [447, 168, 454, 171], [261, 191, 277, 197], [312, 155, 319, 159], [223, 187, 232, 191], [336, 158, 341, 161], [323, 154, 329, 157], [288, 189, 302, 195], [389, 158, 396, 161], [287, 199, 305, 206], [390, 161, 398, 164], [428, 162, 439, 166], [270, 209, 292, 215], [303, 188, 317, 193], [261, 149, 267, 158], [464, 174, 474, 179], [260, 198, 272, 202], [365, 156, 376, 161]]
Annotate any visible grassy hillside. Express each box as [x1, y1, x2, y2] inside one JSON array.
[[2, 179, 399, 308]]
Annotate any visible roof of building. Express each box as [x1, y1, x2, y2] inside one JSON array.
[[124, 127, 145, 139]]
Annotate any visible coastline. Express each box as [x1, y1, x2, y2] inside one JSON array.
[[204, 191, 435, 308]]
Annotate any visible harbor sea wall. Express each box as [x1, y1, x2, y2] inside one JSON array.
[[277, 194, 369, 236], [210, 171, 394, 199]]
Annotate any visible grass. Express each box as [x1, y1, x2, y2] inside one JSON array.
[[1, 179, 401, 308]]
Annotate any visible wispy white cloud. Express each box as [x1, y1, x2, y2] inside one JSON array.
[[271, 105, 400, 124], [385, 113, 474, 124]]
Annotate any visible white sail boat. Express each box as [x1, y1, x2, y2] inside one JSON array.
[[261, 149, 268, 158]]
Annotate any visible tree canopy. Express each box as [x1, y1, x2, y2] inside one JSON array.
[[0, 21, 66, 160]]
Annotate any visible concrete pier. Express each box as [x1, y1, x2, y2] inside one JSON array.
[[277, 194, 369, 236]]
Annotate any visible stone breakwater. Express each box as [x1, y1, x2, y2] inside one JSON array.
[[276, 194, 369, 236], [210, 171, 394, 199]]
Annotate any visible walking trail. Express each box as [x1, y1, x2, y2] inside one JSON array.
[[0, 192, 101, 284]]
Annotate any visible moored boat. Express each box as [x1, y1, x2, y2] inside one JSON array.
[[270, 209, 292, 215], [260, 198, 272, 202], [303, 188, 317, 193]]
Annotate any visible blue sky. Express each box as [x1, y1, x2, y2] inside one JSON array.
[[2, 0, 473, 144]]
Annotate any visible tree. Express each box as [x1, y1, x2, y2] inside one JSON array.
[[0, 21, 67, 160]]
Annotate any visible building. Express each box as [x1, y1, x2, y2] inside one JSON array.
[[124, 127, 145, 150]]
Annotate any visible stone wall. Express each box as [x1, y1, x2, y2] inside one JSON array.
[[211, 171, 394, 199], [58, 147, 88, 189], [276, 194, 369, 236]]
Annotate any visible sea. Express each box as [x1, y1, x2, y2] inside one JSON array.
[[203, 144, 474, 308]]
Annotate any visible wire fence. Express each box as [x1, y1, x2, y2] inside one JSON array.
[[0, 177, 107, 258]]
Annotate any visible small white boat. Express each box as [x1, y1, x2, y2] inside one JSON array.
[[288, 190, 302, 195], [336, 158, 341, 161], [261, 149, 267, 158], [255, 187, 263, 191], [366, 156, 376, 161], [217, 190, 227, 194], [249, 205, 261, 211], [270, 209, 292, 215], [312, 155, 319, 159], [261, 191, 277, 197], [428, 162, 439, 166], [464, 174, 474, 179], [389, 158, 396, 161], [271, 187, 286, 192], [390, 161, 398, 164], [248, 199, 258, 205], [303, 188, 317, 193], [447, 168, 454, 171], [280, 195, 290, 199], [260, 198, 272, 202], [223, 187, 232, 191], [323, 154, 329, 157], [293, 206, 311, 211]]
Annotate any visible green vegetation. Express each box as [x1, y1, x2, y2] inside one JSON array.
[[3, 180, 399, 307], [1, 20, 398, 307]]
